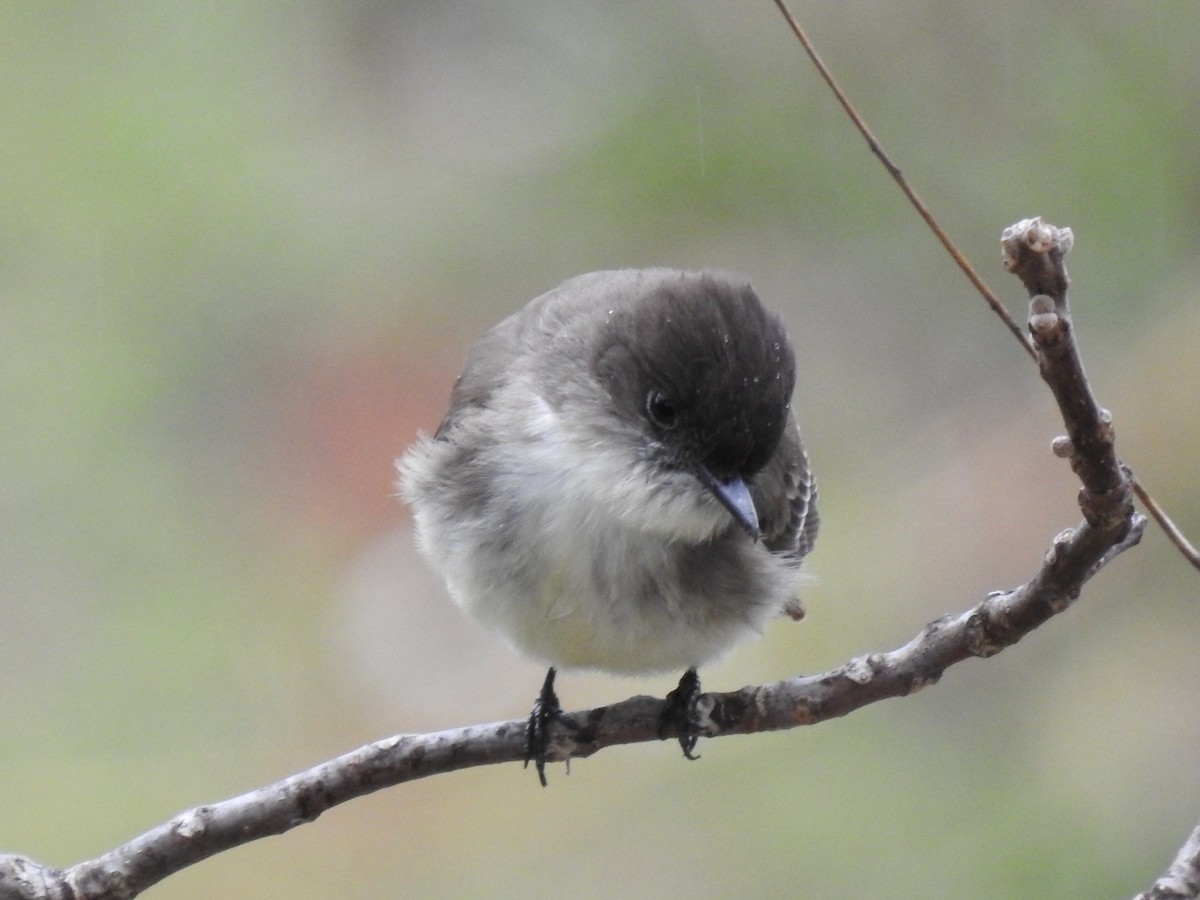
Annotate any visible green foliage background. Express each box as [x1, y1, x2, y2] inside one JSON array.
[[2, 3, 1199, 897]]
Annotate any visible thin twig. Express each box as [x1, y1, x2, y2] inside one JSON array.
[[769, 0, 1031, 356], [1133, 823, 1200, 900], [769, 0, 1200, 572], [1133, 479, 1200, 569]]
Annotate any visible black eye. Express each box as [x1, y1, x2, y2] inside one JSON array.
[[645, 389, 680, 429]]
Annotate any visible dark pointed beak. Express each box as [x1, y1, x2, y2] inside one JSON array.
[[698, 467, 760, 540]]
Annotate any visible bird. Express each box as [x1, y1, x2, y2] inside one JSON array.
[[398, 268, 818, 784]]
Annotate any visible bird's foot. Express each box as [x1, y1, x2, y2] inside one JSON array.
[[659, 667, 703, 760], [524, 667, 573, 786]]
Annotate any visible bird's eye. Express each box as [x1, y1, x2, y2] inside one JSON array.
[[645, 390, 680, 429]]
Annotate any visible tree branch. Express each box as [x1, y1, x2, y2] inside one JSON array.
[[0, 218, 1149, 898], [772, 0, 1200, 574], [1135, 824, 1200, 900]]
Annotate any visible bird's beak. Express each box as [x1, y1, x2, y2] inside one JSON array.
[[698, 468, 760, 540]]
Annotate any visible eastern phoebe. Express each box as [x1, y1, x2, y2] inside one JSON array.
[[399, 268, 818, 782]]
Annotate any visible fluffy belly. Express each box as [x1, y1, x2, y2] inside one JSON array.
[[445, 532, 790, 675]]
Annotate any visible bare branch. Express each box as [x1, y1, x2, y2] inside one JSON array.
[[1132, 479, 1200, 572], [0, 511, 1143, 900], [770, 0, 1032, 356], [771, 0, 1200, 575], [1001, 219, 1123, 503], [1133, 823, 1200, 900], [0, 218, 1146, 898], [0, 720, 529, 900]]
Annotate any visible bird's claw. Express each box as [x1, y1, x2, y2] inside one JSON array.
[[659, 667, 703, 760]]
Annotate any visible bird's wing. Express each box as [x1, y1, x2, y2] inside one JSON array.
[[755, 413, 819, 561], [433, 310, 530, 440]]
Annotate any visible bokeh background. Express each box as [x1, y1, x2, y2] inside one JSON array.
[[3, 3, 1199, 897]]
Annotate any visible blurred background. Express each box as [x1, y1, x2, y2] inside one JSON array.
[[2, 2, 1199, 897]]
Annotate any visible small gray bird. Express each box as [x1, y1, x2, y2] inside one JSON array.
[[399, 268, 817, 782]]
